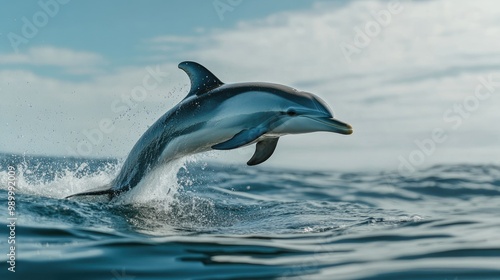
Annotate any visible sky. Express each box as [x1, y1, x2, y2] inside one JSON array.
[[1, 0, 500, 172]]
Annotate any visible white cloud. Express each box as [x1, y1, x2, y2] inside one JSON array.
[[144, 0, 500, 170], [0, 46, 105, 75], [149, 35, 198, 44]]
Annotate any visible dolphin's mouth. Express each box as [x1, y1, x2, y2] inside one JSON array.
[[307, 116, 353, 135]]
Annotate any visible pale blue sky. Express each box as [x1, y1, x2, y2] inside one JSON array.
[[1, 1, 500, 171], [1, 0, 315, 75]]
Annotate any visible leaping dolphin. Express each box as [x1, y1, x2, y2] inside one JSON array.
[[67, 61, 353, 200]]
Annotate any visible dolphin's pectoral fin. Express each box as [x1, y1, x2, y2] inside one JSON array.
[[247, 137, 279, 166], [178, 61, 224, 99], [212, 127, 267, 150]]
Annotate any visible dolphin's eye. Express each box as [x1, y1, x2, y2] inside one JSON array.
[[287, 109, 297, 116]]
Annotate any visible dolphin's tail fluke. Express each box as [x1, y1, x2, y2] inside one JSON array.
[[65, 184, 114, 200]]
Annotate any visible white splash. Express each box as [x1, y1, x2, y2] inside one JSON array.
[[0, 161, 118, 199]]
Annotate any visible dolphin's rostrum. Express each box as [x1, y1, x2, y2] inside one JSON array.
[[67, 61, 353, 200]]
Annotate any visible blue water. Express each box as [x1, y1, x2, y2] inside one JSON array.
[[1, 153, 500, 279]]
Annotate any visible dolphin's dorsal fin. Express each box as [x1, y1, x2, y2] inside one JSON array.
[[178, 61, 224, 99]]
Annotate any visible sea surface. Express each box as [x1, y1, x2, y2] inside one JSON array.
[[1, 153, 500, 280]]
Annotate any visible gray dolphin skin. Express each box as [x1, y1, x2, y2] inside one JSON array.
[[66, 61, 353, 200]]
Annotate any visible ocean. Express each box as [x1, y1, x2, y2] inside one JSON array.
[[1, 153, 499, 279]]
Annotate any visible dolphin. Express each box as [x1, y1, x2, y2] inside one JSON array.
[[66, 61, 353, 200]]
